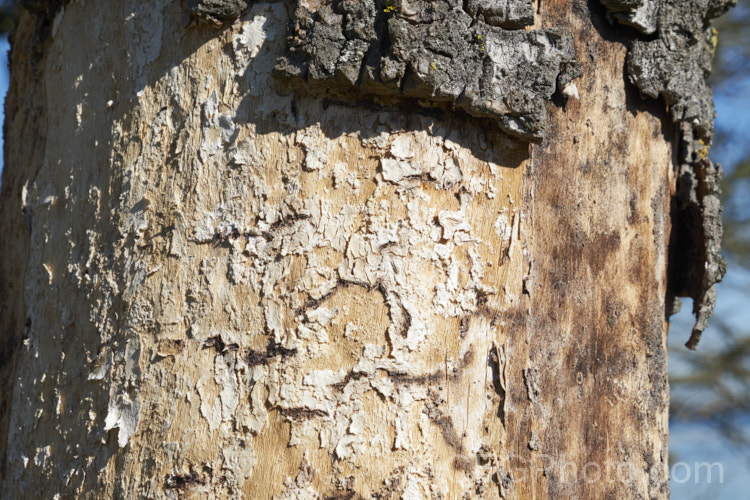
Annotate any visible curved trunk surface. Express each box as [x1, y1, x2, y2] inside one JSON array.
[[2, 0, 726, 498]]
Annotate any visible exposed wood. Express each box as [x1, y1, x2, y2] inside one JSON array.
[[0, 0, 700, 498]]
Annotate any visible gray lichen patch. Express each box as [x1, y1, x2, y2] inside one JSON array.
[[274, 0, 580, 142], [600, 0, 733, 347]]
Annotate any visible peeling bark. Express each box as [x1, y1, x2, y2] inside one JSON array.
[[0, 0, 728, 497]]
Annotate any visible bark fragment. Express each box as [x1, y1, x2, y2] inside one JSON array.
[[185, 0, 249, 25], [275, 0, 580, 141], [599, 0, 660, 34]]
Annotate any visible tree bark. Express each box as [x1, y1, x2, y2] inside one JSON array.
[[0, 0, 727, 498]]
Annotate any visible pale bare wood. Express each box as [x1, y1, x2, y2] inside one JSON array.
[[0, 1, 674, 498]]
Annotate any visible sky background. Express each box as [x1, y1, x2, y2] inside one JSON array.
[[0, 36, 7, 174], [0, 14, 748, 496]]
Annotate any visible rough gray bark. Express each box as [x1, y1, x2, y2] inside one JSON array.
[[274, 0, 580, 141], [0, 0, 729, 498]]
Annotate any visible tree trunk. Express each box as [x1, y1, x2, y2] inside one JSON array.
[[0, 0, 727, 498]]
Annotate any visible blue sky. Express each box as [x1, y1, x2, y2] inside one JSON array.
[[0, 36, 7, 173]]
